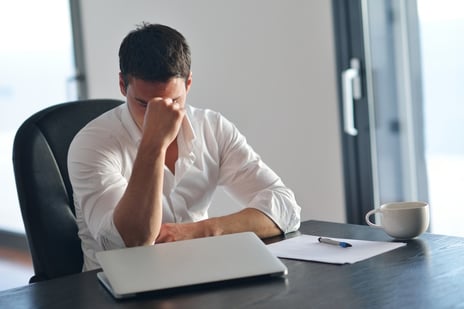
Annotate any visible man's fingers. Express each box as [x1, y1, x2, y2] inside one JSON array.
[[172, 102, 181, 110], [147, 97, 183, 111]]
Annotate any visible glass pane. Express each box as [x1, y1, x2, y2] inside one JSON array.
[[0, 1, 77, 233], [363, 0, 429, 206]]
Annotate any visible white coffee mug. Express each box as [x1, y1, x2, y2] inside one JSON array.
[[365, 201, 430, 240]]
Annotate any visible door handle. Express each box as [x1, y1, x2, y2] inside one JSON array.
[[342, 58, 362, 136]]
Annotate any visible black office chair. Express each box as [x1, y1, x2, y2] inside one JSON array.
[[12, 99, 123, 282]]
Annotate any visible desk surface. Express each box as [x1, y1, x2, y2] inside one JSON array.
[[1, 220, 464, 308]]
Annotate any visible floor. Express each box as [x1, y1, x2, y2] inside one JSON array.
[[0, 247, 33, 291]]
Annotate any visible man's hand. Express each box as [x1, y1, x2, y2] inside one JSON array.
[[142, 97, 185, 149], [156, 222, 207, 243]]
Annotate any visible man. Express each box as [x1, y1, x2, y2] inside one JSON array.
[[68, 23, 301, 271]]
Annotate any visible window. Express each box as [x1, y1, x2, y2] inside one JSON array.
[[0, 0, 77, 233], [333, 0, 464, 236], [418, 0, 464, 236]]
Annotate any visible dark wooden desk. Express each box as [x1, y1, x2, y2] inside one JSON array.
[[1, 220, 464, 308]]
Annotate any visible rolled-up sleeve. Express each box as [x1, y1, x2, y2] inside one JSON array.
[[216, 114, 301, 233], [246, 185, 301, 233], [96, 212, 126, 250]]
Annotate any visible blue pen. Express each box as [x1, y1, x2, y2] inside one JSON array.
[[318, 237, 352, 248]]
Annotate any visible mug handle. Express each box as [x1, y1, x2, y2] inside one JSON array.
[[365, 209, 382, 227]]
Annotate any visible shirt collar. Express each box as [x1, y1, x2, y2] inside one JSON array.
[[178, 105, 196, 156], [181, 105, 196, 145], [120, 103, 142, 146]]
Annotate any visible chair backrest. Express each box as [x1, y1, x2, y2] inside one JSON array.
[[12, 99, 123, 282]]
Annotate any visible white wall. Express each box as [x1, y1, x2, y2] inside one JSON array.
[[79, 0, 346, 223]]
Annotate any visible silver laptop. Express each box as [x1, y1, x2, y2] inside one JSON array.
[[96, 232, 288, 299]]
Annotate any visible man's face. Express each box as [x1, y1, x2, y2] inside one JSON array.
[[119, 74, 192, 129]]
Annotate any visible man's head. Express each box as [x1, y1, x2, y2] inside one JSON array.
[[118, 23, 191, 89], [118, 23, 192, 130]]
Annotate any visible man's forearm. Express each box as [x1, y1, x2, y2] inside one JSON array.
[[113, 145, 166, 247], [205, 208, 282, 239], [156, 208, 282, 243]]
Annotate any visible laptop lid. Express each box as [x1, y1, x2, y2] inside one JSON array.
[[96, 232, 287, 299]]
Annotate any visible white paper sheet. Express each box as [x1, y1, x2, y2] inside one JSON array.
[[267, 235, 406, 264]]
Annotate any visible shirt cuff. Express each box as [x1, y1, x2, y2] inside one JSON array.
[[95, 213, 126, 250], [247, 189, 301, 234]]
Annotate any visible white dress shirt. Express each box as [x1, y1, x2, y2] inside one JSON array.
[[68, 103, 301, 270]]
